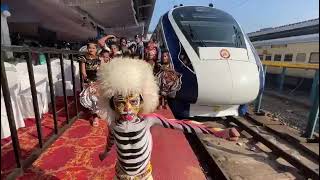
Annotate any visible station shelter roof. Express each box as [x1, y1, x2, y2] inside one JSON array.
[[2, 0, 156, 41], [248, 18, 319, 42]]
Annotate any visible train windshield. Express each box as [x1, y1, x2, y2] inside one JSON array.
[[172, 7, 246, 52]]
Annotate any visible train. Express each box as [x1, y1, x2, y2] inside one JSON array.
[[152, 5, 264, 119], [253, 33, 319, 79]]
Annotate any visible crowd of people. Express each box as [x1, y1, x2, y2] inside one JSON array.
[[79, 34, 182, 127]]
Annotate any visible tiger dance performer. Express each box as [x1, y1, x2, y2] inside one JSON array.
[[79, 36, 115, 127], [156, 49, 182, 109], [79, 40, 104, 127], [97, 58, 240, 180]]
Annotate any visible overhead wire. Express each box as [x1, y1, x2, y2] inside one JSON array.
[[230, 0, 250, 9], [288, 78, 305, 95]]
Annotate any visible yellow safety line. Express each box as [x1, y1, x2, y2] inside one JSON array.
[[262, 61, 319, 70]]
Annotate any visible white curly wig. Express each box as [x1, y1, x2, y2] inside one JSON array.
[[97, 57, 159, 123]]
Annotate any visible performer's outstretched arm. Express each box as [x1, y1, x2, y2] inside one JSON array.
[[99, 128, 115, 161], [144, 113, 239, 140]]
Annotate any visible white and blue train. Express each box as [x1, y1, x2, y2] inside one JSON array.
[[152, 6, 265, 119]]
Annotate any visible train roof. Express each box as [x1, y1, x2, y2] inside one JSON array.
[[248, 18, 319, 37], [252, 33, 319, 47], [248, 18, 319, 42]]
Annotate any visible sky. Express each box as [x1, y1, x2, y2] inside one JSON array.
[[148, 0, 319, 33]]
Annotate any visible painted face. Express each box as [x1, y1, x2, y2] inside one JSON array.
[[87, 43, 97, 56], [147, 41, 155, 49], [162, 52, 170, 64], [135, 36, 141, 43], [111, 45, 119, 54], [121, 39, 127, 46], [100, 52, 110, 63], [113, 93, 142, 121], [148, 49, 157, 60]]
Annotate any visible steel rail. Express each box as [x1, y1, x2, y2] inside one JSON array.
[[227, 116, 319, 180]]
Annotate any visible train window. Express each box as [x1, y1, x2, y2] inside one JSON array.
[[295, 53, 306, 62], [172, 6, 246, 55], [179, 43, 194, 71], [265, 55, 272, 61], [284, 54, 293, 62], [271, 44, 287, 48], [259, 55, 264, 60], [309, 52, 319, 64], [274, 54, 282, 61]]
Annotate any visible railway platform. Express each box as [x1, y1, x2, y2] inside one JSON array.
[[1, 56, 319, 179], [2, 99, 318, 179], [2, 105, 207, 180]]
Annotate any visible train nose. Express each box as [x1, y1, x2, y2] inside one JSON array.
[[194, 60, 233, 104], [195, 60, 259, 105], [195, 47, 260, 105], [228, 61, 260, 103]]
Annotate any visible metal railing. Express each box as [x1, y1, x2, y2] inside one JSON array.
[[261, 61, 319, 100], [254, 61, 319, 138], [1, 45, 85, 179]]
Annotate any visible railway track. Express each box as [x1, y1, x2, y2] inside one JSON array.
[[188, 115, 319, 180], [186, 133, 230, 180]]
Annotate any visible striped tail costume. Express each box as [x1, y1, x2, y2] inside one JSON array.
[[101, 113, 234, 180]]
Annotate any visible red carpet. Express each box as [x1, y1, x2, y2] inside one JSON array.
[[1, 96, 80, 179], [2, 99, 206, 179]]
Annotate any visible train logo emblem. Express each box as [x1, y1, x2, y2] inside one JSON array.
[[220, 49, 230, 59]]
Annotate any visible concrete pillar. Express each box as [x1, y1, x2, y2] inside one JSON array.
[[310, 70, 319, 102], [304, 83, 319, 138], [278, 67, 287, 93]]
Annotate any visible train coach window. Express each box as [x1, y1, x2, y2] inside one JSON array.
[[265, 55, 272, 61], [295, 53, 306, 63], [271, 44, 287, 48], [179, 45, 194, 71], [259, 55, 264, 60], [309, 52, 319, 64], [274, 54, 282, 61], [284, 54, 293, 62]]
